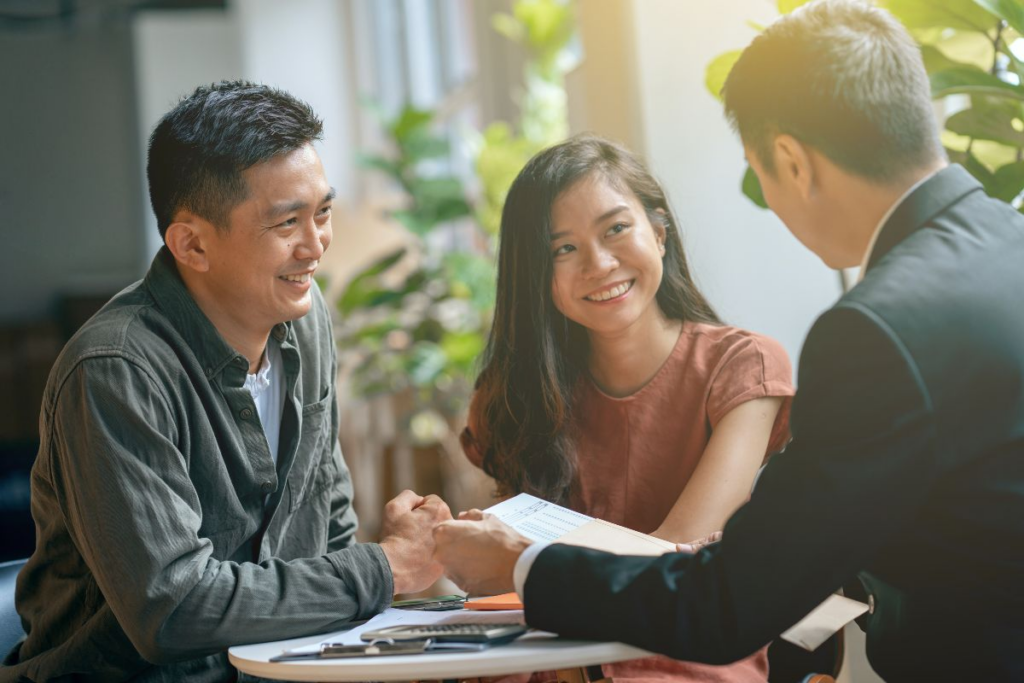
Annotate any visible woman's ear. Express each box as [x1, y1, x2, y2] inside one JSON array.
[[164, 211, 211, 274], [653, 208, 669, 256]]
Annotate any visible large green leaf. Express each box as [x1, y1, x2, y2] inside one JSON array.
[[407, 341, 448, 387], [513, 0, 576, 61], [881, 0, 997, 32], [943, 129, 1021, 171], [742, 165, 769, 209], [401, 135, 449, 162], [337, 248, 407, 315], [390, 106, 434, 144], [946, 99, 1024, 147], [923, 29, 996, 70], [973, 0, 1024, 35], [705, 50, 742, 101], [443, 252, 497, 311], [440, 331, 486, 371], [412, 177, 469, 205], [357, 154, 401, 181], [410, 177, 472, 227], [990, 160, 1024, 203], [391, 210, 433, 236], [931, 67, 1024, 100], [945, 146, 996, 190], [920, 44, 984, 73], [777, 0, 813, 13]]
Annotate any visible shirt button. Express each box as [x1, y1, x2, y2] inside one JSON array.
[[261, 481, 274, 494], [240, 408, 253, 420]]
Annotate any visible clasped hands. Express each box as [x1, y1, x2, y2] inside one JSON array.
[[381, 490, 722, 597], [378, 492, 531, 597]]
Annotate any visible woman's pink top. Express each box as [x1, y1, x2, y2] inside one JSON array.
[[461, 322, 796, 683]]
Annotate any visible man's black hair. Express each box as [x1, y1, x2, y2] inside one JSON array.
[[147, 80, 324, 239]]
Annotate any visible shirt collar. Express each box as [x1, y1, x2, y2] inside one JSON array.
[[144, 247, 293, 381], [856, 170, 938, 282], [243, 343, 274, 398]]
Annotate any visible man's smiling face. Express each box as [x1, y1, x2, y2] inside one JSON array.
[[201, 144, 334, 334]]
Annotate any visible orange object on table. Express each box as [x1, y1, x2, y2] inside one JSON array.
[[463, 592, 524, 610]]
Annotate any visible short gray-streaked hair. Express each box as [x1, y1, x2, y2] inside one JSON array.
[[722, 0, 944, 182]]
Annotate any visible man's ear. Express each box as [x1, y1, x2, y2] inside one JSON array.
[[164, 211, 211, 274], [773, 134, 816, 202]]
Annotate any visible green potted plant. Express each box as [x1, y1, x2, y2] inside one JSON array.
[[336, 0, 579, 456]]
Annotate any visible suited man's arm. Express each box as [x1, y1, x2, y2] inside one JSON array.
[[523, 304, 939, 663]]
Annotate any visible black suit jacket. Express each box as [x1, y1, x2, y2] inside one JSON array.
[[524, 165, 1024, 680]]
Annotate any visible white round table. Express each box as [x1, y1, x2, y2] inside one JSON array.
[[229, 631, 653, 681]]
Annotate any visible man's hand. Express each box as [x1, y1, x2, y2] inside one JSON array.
[[432, 509, 533, 596], [378, 490, 453, 595]]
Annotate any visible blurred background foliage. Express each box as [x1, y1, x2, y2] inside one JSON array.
[[706, 0, 1024, 212], [335, 0, 577, 446]]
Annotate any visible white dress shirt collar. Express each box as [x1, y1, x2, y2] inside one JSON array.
[[857, 170, 938, 282]]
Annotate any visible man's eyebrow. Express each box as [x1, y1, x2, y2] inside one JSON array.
[[263, 188, 336, 222], [550, 204, 631, 241]]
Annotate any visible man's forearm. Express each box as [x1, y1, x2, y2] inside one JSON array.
[[134, 544, 392, 663]]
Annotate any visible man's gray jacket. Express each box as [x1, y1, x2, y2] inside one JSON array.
[[2, 248, 392, 682]]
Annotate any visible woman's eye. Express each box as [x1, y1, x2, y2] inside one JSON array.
[[553, 244, 575, 257], [608, 222, 629, 236]]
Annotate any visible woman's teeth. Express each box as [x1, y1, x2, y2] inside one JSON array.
[[281, 273, 311, 283], [586, 280, 633, 302]]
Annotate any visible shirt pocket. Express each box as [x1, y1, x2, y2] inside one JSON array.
[[288, 394, 337, 512]]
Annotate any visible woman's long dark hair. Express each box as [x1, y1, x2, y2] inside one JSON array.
[[475, 135, 720, 505]]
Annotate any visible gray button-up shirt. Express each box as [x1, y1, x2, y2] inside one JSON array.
[[3, 248, 392, 682]]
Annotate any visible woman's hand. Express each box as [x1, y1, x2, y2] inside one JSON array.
[[676, 530, 723, 554]]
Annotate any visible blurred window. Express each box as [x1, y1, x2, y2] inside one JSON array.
[[352, 0, 486, 249], [356, 0, 481, 171]]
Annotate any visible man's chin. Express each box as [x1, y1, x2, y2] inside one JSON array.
[[278, 300, 313, 324]]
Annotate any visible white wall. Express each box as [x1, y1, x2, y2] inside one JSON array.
[[0, 19, 146, 321], [133, 1, 358, 263], [134, 9, 244, 261]]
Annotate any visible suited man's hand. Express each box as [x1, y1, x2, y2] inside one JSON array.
[[432, 509, 533, 596]]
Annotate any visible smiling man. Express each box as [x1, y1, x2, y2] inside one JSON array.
[[3, 82, 450, 683]]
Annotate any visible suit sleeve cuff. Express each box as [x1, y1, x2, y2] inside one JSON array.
[[513, 541, 548, 599]]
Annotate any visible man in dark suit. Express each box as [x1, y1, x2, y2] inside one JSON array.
[[433, 0, 1024, 679]]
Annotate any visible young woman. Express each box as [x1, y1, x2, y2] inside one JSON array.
[[461, 136, 794, 682]]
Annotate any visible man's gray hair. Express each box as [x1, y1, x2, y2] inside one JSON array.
[[723, 0, 945, 182]]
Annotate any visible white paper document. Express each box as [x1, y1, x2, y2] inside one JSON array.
[[490, 494, 868, 650], [781, 594, 870, 651], [487, 493, 676, 556]]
